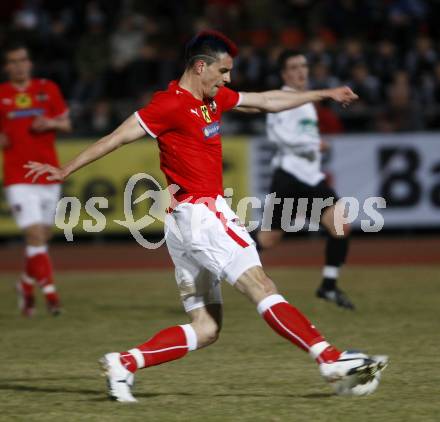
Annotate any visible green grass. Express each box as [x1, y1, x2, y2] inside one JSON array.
[[0, 266, 439, 422]]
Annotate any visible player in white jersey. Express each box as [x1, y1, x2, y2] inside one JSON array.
[[253, 50, 354, 309]]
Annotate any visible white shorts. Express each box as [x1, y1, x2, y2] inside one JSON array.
[[5, 183, 61, 229], [165, 195, 262, 312]]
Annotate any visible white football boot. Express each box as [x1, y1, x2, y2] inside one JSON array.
[[100, 352, 137, 403], [320, 351, 389, 396]]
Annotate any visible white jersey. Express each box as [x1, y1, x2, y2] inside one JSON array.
[[266, 86, 325, 186]]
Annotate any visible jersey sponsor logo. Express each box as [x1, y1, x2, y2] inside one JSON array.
[[7, 108, 45, 119], [298, 118, 318, 136], [15, 93, 33, 108], [200, 105, 212, 123], [203, 121, 220, 139]]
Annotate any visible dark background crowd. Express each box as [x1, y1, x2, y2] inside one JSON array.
[[1, 0, 440, 136]]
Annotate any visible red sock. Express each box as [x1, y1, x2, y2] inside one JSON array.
[[17, 274, 36, 315], [26, 251, 59, 305], [120, 324, 197, 373], [19, 274, 35, 297], [257, 294, 341, 363]]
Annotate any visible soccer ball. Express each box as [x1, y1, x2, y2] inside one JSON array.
[[331, 368, 382, 396]]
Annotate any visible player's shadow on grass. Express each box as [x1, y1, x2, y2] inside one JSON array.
[[212, 392, 334, 399], [96, 304, 182, 315], [0, 383, 102, 396], [0, 382, 194, 401], [0, 378, 334, 400]]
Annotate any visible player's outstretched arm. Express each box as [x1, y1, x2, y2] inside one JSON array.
[[24, 114, 145, 182], [237, 86, 358, 113]]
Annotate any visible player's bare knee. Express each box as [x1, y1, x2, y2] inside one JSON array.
[[328, 222, 351, 238], [24, 224, 46, 245]]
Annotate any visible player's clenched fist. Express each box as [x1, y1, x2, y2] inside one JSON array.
[[326, 86, 358, 106], [24, 161, 64, 183]]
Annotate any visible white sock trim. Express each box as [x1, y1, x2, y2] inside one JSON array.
[[256, 294, 287, 315], [128, 348, 145, 369], [309, 341, 330, 359], [323, 266, 339, 279], [21, 273, 35, 285], [180, 324, 198, 351], [42, 284, 56, 294], [26, 245, 48, 257]]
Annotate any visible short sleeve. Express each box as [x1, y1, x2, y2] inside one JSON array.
[[135, 92, 178, 138], [215, 86, 241, 113], [47, 81, 68, 117]]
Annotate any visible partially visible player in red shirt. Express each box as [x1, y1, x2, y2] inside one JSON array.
[[26, 31, 388, 401], [0, 42, 71, 316]]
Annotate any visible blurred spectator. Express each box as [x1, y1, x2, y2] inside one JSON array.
[[387, 0, 428, 47], [307, 37, 333, 68], [72, 9, 108, 104], [405, 35, 437, 82], [309, 61, 340, 90], [371, 40, 401, 86], [347, 63, 381, 106], [110, 15, 144, 69], [335, 38, 366, 80], [376, 70, 425, 132]]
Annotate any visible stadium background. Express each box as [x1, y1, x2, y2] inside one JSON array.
[[0, 1, 439, 421]]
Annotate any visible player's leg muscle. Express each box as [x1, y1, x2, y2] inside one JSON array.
[[234, 266, 278, 305]]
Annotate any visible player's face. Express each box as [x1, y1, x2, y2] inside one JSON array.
[[281, 55, 309, 91], [4, 48, 33, 84], [202, 53, 233, 98]]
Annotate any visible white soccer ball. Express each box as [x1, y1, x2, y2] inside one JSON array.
[[332, 371, 381, 396]]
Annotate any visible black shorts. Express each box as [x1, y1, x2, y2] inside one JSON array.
[[266, 168, 339, 230]]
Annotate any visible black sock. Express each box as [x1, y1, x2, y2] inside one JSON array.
[[325, 236, 349, 267], [321, 236, 350, 290], [321, 277, 336, 290]]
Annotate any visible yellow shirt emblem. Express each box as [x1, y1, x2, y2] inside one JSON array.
[[15, 93, 32, 108]]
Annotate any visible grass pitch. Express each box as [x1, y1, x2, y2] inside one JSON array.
[[0, 266, 438, 422]]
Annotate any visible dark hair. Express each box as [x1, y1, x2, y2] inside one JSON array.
[[2, 41, 30, 63], [278, 49, 304, 71], [185, 30, 238, 68]]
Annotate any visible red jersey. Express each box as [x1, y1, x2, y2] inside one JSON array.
[[135, 80, 240, 202], [0, 79, 68, 186]]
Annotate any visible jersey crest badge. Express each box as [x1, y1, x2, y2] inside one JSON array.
[[209, 99, 217, 114], [200, 105, 212, 123], [36, 92, 49, 102], [15, 93, 32, 108]]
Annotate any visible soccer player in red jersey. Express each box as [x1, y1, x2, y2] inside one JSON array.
[[25, 31, 388, 401], [1, 43, 71, 316]]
